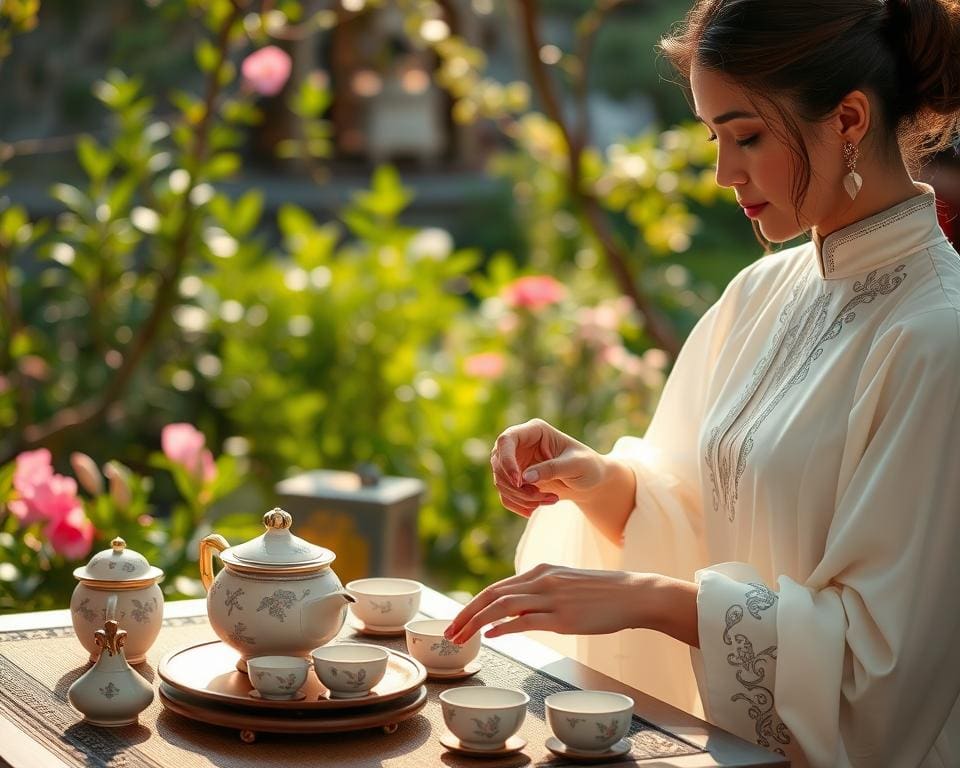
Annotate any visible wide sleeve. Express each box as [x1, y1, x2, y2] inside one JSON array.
[[514, 270, 750, 713], [693, 309, 960, 767]]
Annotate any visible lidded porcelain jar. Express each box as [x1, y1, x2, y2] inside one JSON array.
[[71, 537, 164, 664], [68, 602, 154, 727], [200, 507, 355, 672]]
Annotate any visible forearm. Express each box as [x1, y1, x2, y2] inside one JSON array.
[[628, 573, 700, 648], [575, 457, 637, 546]]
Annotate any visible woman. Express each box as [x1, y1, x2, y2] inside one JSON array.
[[444, 1, 960, 765]]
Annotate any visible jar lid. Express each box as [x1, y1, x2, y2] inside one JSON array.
[[73, 537, 164, 583], [220, 508, 334, 570]]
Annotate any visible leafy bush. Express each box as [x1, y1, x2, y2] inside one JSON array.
[[0, 0, 733, 609]]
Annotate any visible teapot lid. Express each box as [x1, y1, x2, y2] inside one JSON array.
[[73, 537, 164, 583], [221, 508, 334, 569]]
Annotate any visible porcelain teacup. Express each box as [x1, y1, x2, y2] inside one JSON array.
[[311, 643, 389, 698], [346, 578, 422, 630], [246, 655, 311, 700], [439, 686, 529, 750], [545, 690, 634, 753], [404, 618, 481, 675]]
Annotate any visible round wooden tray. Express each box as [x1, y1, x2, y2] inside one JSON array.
[[158, 640, 426, 711], [159, 682, 428, 743]]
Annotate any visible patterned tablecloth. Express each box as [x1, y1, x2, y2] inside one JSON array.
[[0, 614, 703, 767]]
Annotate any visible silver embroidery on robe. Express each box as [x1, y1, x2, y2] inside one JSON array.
[[705, 265, 908, 521]]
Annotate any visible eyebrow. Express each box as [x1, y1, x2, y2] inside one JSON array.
[[695, 110, 760, 125]]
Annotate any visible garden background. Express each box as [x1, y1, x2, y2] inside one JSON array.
[[0, 0, 759, 613]]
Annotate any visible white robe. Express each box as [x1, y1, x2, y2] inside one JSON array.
[[516, 184, 960, 767]]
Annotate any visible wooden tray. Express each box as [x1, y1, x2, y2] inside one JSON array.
[[159, 682, 428, 743], [158, 640, 426, 711]]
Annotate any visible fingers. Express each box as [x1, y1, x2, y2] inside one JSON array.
[[492, 419, 555, 487], [522, 455, 578, 485], [447, 593, 546, 645], [493, 429, 522, 488], [482, 612, 553, 639], [445, 569, 544, 640], [495, 473, 558, 511]]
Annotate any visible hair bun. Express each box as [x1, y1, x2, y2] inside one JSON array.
[[890, 0, 960, 117]]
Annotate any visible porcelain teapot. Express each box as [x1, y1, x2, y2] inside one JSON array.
[[199, 507, 355, 672]]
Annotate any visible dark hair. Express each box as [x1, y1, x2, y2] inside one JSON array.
[[660, 0, 960, 239]]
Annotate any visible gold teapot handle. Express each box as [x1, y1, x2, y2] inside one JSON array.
[[199, 534, 229, 592]]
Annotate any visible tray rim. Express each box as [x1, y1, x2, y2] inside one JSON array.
[[157, 639, 426, 711], [159, 682, 428, 734]]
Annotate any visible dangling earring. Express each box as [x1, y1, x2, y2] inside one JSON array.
[[843, 141, 862, 200]]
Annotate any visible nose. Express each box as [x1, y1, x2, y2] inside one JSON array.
[[714, 145, 748, 189]]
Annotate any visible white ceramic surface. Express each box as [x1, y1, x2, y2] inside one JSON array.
[[71, 537, 164, 664], [67, 617, 154, 726], [347, 578, 422, 629], [545, 690, 633, 753], [311, 643, 389, 698], [439, 686, 529, 751], [200, 510, 354, 669], [246, 655, 311, 700], [404, 618, 481, 674], [71, 582, 163, 664]]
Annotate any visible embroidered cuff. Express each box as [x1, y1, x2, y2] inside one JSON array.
[[694, 565, 791, 756]]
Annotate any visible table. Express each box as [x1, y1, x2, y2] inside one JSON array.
[[0, 588, 788, 767]]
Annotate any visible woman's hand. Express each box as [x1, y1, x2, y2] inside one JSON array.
[[490, 419, 611, 518], [444, 564, 701, 648], [445, 563, 644, 642]]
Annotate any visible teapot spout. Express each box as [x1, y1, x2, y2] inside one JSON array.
[[302, 589, 355, 647]]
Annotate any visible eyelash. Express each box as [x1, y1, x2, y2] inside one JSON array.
[[707, 133, 759, 148]]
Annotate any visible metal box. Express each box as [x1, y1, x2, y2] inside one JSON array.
[[275, 469, 425, 586]]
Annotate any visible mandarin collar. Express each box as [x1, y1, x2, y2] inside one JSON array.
[[813, 184, 946, 280]]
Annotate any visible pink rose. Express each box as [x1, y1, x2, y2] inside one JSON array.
[[13, 448, 54, 495], [464, 352, 506, 380], [241, 46, 292, 97], [10, 449, 56, 525], [162, 423, 217, 484], [44, 505, 95, 560], [502, 275, 566, 311]]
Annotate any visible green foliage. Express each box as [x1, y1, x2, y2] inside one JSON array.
[[0, 0, 744, 609]]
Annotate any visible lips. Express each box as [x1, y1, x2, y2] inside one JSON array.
[[740, 202, 768, 219]]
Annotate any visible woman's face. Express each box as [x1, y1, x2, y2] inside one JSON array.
[[690, 63, 846, 243]]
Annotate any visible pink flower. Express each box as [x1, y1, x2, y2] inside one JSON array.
[[241, 46, 292, 97], [44, 505, 95, 560], [502, 275, 566, 311], [162, 423, 217, 484], [464, 352, 506, 380], [10, 449, 56, 525], [70, 452, 104, 496], [7, 448, 96, 559], [13, 449, 54, 494]]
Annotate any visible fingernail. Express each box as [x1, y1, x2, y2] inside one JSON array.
[[523, 469, 539, 483]]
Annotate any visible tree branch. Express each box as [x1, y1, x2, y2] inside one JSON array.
[[515, 0, 680, 357], [1, 8, 243, 464]]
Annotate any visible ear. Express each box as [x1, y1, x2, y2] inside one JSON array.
[[827, 89, 871, 145]]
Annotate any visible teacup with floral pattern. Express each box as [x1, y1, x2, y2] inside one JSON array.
[[346, 578, 422, 630], [246, 655, 311, 700], [311, 642, 389, 698], [404, 618, 481, 675], [545, 690, 633, 752], [439, 686, 529, 750]]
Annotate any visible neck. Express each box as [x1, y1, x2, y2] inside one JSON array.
[[812, 159, 920, 244]]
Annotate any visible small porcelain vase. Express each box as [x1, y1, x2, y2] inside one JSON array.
[[68, 603, 154, 727], [71, 537, 164, 664]]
